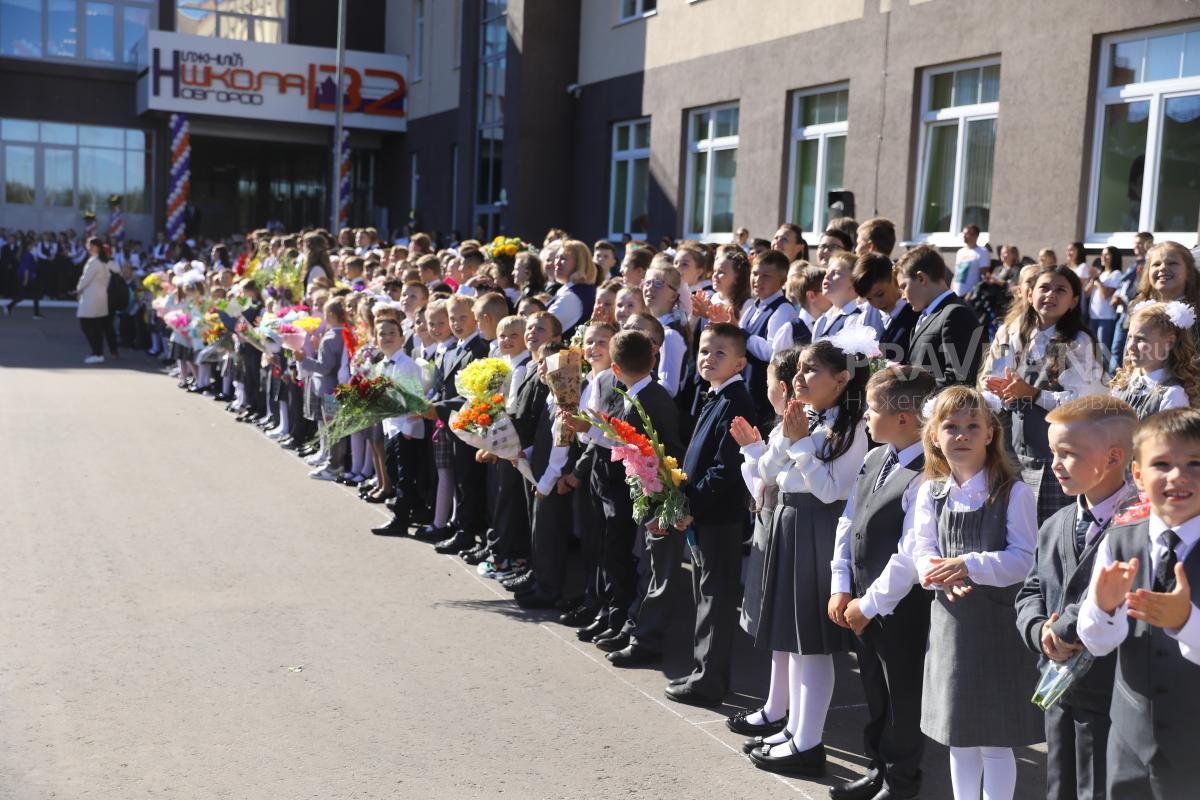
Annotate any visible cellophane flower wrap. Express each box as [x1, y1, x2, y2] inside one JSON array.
[[576, 389, 690, 528], [351, 343, 387, 378], [448, 357, 521, 459], [322, 362, 432, 445], [544, 348, 584, 446]]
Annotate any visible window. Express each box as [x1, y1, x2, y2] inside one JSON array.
[[409, 152, 419, 212], [0, 119, 151, 212], [1088, 24, 1200, 245], [0, 0, 154, 64], [175, 0, 283, 43], [618, 0, 655, 23], [684, 104, 738, 241], [412, 0, 424, 81], [474, 0, 506, 239], [787, 85, 848, 236], [914, 59, 1000, 242], [609, 118, 650, 239]]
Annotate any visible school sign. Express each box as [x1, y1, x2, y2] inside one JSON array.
[[136, 32, 407, 133]]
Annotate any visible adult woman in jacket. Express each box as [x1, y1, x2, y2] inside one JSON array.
[[76, 238, 111, 364]]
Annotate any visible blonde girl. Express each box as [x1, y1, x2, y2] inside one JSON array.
[[912, 387, 1042, 800], [1110, 301, 1200, 419]]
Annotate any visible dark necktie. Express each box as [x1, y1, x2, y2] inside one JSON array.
[[1153, 530, 1181, 593], [874, 449, 899, 492], [805, 408, 826, 434], [1074, 507, 1095, 556]]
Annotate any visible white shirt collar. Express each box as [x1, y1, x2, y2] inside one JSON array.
[[1145, 368, 1169, 383], [923, 289, 956, 317], [825, 298, 859, 319], [893, 439, 924, 467], [883, 297, 908, 322], [798, 307, 818, 328], [455, 331, 479, 349], [388, 350, 409, 365], [949, 468, 989, 494], [1079, 486, 1129, 544], [805, 404, 840, 428], [507, 351, 531, 368], [1148, 511, 1200, 554], [755, 290, 784, 308], [714, 374, 744, 393], [625, 374, 653, 398]]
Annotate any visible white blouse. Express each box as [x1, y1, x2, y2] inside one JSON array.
[[756, 405, 869, 505], [911, 469, 1037, 588], [657, 326, 687, 398], [1117, 367, 1189, 412], [982, 323, 1106, 411]]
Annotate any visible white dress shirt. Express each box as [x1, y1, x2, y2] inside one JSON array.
[[830, 441, 927, 617], [911, 469, 1038, 587], [548, 282, 584, 333], [657, 326, 687, 397], [587, 374, 653, 449], [739, 290, 798, 363], [381, 350, 424, 439], [1078, 511, 1200, 666], [528, 393, 570, 496], [504, 351, 531, 414], [1121, 368, 1189, 413], [757, 405, 869, 505], [880, 298, 909, 331], [1076, 487, 1127, 548]]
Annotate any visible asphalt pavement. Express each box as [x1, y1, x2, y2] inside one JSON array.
[[0, 309, 1047, 799]]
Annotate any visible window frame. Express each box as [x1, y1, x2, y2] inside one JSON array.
[[785, 82, 849, 237], [607, 117, 650, 241], [683, 102, 739, 243], [0, 0, 157, 67], [412, 0, 424, 82], [174, 0, 286, 44], [616, 0, 655, 25], [912, 56, 1000, 247], [1085, 22, 1200, 249]]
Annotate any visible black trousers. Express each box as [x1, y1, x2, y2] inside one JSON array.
[[7, 277, 41, 315], [852, 587, 931, 797], [1046, 699, 1109, 800], [530, 489, 572, 598], [386, 432, 428, 520], [450, 438, 487, 538], [1107, 728, 1199, 799], [488, 459, 531, 559], [627, 523, 684, 653], [103, 313, 119, 355], [688, 521, 744, 697], [575, 484, 606, 613], [599, 498, 639, 631], [80, 316, 106, 355]]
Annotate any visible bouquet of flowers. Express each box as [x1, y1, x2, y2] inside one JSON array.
[[575, 389, 690, 528], [235, 319, 277, 353], [323, 365, 432, 445], [544, 348, 584, 445], [448, 357, 522, 459], [164, 309, 192, 335], [351, 343, 387, 377], [142, 272, 168, 298], [483, 236, 530, 261], [277, 322, 309, 354]]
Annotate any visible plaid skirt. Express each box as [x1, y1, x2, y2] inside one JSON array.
[[433, 422, 454, 467], [169, 342, 193, 361], [1020, 458, 1071, 527]]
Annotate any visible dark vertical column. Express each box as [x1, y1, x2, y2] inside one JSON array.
[[456, 0, 483, 238]]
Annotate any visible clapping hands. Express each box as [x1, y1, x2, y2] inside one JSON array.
[[730, 416, 761, 448], [781, 400, 808, 444], [985, 368, 1037, 404], [691, 291, 733, 324]]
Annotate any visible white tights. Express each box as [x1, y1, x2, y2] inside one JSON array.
[[760, 653, 834, 755], [949, 746, 1016, 800], [433, 466, 454, 528]]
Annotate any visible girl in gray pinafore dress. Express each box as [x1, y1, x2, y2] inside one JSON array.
[[1108, 301, 1197, 420], [744, 341, 870, 773], [913, 387, 1044, 800], [726, 348, 804, 737]]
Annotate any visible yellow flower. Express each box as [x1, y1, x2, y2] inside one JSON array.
[[457, 357, 512, 399], [493, 235, 505, 244], [663, 455, 678, 470], [293, 316, 322, 332], [503, 244, 517, 256], [670, 468, 687, 487]]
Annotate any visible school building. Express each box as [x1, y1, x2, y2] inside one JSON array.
[[2, 0, 1198, 254], [396, 0, 1200, 252]]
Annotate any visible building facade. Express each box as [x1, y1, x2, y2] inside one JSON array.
[[0, 0, 406, 244], [397, 0, 1200, 252]]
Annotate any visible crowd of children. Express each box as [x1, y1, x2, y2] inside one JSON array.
[[58, 220, 1200, 800]]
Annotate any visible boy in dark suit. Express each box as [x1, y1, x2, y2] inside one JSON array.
[[827, 366, 936, 800], [428, 295, 492, 555], [1078, 408, 1200, 798], [564, 330, 686, 663], [853, 253, 919, 364], [1015, 396, 1137, 800], [662, 322, 755, 706], [894, 244, 983, 388]]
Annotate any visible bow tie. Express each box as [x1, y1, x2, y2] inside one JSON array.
[[1130, 375, 1151, 396], [700, 388, 721, 408], [805, 408, 827, 432]]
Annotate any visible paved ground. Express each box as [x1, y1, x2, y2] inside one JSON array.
[[0, 310, 1047, 799]]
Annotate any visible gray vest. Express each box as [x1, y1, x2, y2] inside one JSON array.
[[1107, 520, 1200, 766], [932, 479, 1011, 557], [850, 447, 925, 596], [1112, 375, 1184, 421], [1011, 340, 1068, 463]]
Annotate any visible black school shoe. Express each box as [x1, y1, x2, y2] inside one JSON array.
[[558, 604, 596, 627], [748, 740, 826, 777], [726, 708, 788, 736], [663, 683, 723, 708], [460, 543, 491, 565]]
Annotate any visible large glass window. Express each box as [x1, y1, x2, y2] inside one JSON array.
[[684, 104, 738, 241], [473, 0, 506, 238], [609, 118, 650, 239], [787, 85, 848, 236], [175, 0, 283, 43], [412, 0, 424, 82], [1089, 24, 1200, 244], [1, 0, 153, 64], [0, 119, 151, 213], [915, 60, 1000, 242], [619, 0, 655, 23]]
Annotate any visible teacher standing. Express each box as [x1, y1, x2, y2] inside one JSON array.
[[76, 237, 111, 365]]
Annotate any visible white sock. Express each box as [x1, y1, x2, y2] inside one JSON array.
[[746, 650, 790, 726], [434, 467, 454, 528], [770, 653, 834, 755]]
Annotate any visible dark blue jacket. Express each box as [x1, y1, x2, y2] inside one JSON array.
[[683, 377, 755, 525]]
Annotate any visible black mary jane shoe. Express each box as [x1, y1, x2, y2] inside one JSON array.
[[748, 739, 826, 777], [726, 708, 788, 736], [364, 492, 393, 504], [741, 731, 791, 754]]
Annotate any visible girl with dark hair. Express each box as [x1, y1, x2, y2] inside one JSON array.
[[742, 338, 869, 776], [303, 233, 335, 288], [76, 237, 112, 364], [5, 233, 42, 318], [1083, 245, 1123, 364], [984, 265, 1104, 525]]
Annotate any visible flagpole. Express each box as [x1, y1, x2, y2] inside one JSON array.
[[331, 0, 347, 233]]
